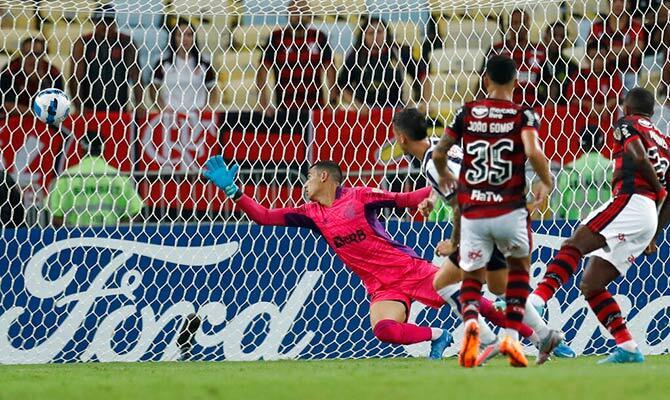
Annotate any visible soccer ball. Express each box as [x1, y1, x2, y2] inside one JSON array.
[[32, 88, 71, 125]]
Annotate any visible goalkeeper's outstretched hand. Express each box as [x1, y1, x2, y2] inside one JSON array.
[[203, 155, 240, 198]]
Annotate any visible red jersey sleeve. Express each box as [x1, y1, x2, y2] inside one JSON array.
[[445, 106, 466, 141]]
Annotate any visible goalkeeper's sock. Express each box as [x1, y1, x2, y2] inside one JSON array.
[[373, 320, 433, 345]]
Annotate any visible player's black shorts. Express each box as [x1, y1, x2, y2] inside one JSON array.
[[448, 245, 507, 271]]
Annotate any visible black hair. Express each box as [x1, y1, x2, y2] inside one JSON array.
[[625, 87, 656, 117], [310, 161, 343, 184], [485, 55, 517, 85], [393, 108, 429, 141], [81, 131, 104, 157], [579, 125, 605, 152], [159, 18, 207, 67], [352, 16, 398, 62]]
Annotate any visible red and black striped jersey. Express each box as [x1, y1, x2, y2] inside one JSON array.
[[612, 115, 669, 200], [445, 98, 540, 219], [262, 27, 333, 110]]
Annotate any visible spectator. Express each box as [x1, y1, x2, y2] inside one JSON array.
[[256, 0, 337, 117], [638, 0, 670, 95], [148, 19, 217, 113], [0, 37, 64, 117], [0, 169, 25, 227], [538, 22, 579, 106], [587, 0, 646, 92], [48, 132, 143, 227], [567, 44, 623, 120], [337, 17, 406, 112], [69, 4, 143, 115], [480, 9, 546, 107], [553, 126, 612, 220]]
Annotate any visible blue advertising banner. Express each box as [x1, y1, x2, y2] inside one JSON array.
[[0, 221, 668, 364]]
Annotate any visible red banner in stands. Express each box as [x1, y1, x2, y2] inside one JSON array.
[[0, 115, 64, 204], [536, 105, 614, 164], [60, 111, 134, 171], [137, 111, 224, 210], [311, 108, 406, 187]]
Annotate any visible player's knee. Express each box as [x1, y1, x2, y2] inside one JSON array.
[[373, 319, 402, 343]]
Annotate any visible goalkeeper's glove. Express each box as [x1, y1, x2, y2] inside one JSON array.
[[203, 155, 241, 199]]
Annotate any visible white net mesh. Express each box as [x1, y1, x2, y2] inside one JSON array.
[[0, 0, 669, 363]]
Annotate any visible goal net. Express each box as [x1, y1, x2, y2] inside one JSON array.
[[0, 0, 669, 364]]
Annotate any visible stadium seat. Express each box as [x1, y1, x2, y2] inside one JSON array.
[[242, 0, 287, 26], [431, 48, 484, 74], [37, 0, 96, 24], [224, 77, 259, 110], [439, 17, 500, 50], [232, 25, 278, 51], [310, 0, 366, 23], [0, 28, 42, 55], [219, 50, 259, 81], [42, 22, 94, 63], [1, 7, 36, 30], [430, 72, 479, 103], [571, 0, 607, 19]]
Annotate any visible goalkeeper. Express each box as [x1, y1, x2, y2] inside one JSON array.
[[204, 156, 522, 359]]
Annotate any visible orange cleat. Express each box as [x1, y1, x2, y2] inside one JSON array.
[[458, 321, 480, 368], [499, 335, 528, 367]]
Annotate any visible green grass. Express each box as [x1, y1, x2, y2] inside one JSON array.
[[1, 356, 669, 400]]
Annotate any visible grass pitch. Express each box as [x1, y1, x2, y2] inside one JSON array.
[[1, 356, 669, 400]]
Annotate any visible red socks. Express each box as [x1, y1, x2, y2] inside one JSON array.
[[585, 289, 633, 345], [480, 297, 534, 338], [460, 278, 483, 323], [372, 319, 433, 345], [534, 245, 581, 302], [505, 269, 531, 333]]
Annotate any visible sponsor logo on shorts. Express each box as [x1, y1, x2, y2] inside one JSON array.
[[468, 250, 483, 261], [618, 233, 626, 242], [627, 255, 636, 264], [334, 229, 367, 248]]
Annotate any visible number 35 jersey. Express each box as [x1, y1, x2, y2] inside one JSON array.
[[444, 98, 540, 219], [612, 115, 670, 201]]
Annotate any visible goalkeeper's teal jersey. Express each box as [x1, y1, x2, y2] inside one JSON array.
[[554, 152, 613, 220]]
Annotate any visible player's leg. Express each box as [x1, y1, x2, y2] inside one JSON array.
[[369, 297, 450, 359], [529, 197, 623, 310], [579, 256, 643, 363], [457, 215, 495, 367]]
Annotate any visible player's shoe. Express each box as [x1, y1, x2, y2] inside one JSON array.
[[552, 341, 576, 358], [429, 330, 453, 360], [597, 347, 645, 364], [475, 340, 500, 366], [536, 329, 564, 365], [458, 321, 480, 368], [499, 335, 528, 367], [177, 313, 201, 361]]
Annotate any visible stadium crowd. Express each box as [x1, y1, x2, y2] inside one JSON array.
[[1, 0, 670, 226]]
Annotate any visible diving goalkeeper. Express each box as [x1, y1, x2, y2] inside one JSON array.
[[204, 156, 518, 359]]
